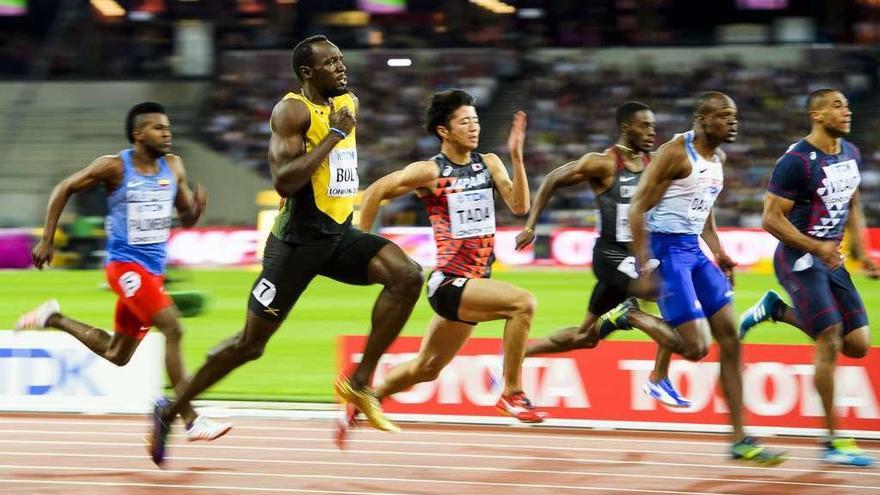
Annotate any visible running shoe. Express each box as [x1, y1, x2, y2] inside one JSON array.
[[822, 438, 875, 467], [15, 299, 60, 330], [496, 392, 545, 423], [596, 297, 637, 339], [738, 290, 782, 340], [148, 396, 172, 467], [643, 378, 691, 408], [334, 402, 359, 450], [334, 374, 399, 432], [186, 416, 233, 442], [730, 436, 787, 466]]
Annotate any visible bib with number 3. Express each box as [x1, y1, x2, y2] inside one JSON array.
[[448, 188, 495, 239]]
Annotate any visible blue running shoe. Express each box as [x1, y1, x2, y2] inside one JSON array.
[[738, 290, 782, 340], [822, 438, 875, 467], [643, 377, 691, 408], [148, 396, 172, 467], [731, 436, 787, 466]]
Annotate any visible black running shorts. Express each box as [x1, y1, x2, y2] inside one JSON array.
[[248, 228, 392, 322]]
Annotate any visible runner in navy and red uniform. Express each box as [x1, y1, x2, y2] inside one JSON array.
[[16, 102, 232, 446], [348, 90, 543, 440], [739, 88, 878, 467]]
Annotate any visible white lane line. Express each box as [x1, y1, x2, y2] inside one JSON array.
[[0, 453, 874, 491], [0, 432, 830, 462], [0, 417, 874, 453], [0, 479, 412, 495], [0, 464, 756, 495], [0, 444, 874, 478]]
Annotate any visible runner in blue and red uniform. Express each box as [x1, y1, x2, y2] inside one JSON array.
[[739, 88, 878, 467], [16, 102, 232, 444]]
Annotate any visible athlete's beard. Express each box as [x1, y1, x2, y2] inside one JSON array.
[[145, 144, 169, 157], [324, 86, 348, 98], [825, 124, 849, 139]]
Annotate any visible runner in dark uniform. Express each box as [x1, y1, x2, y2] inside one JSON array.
[[515, 102, 689, 407], [739, 88, 877, 466], [146, 36, 424, 465]]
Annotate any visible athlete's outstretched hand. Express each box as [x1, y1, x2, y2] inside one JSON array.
[[815, 240, 843, 270], [715, 251, 738, 288], [863, 258, 880, 280], [32, 238, 53, 270], [192, 183, 207, 220], [507, 111, 527, 162], [515, 227, 535, 251], [328, 99, 356, 136]]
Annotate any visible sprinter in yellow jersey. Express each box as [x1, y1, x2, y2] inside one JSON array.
[[148, 36, 424, 464]]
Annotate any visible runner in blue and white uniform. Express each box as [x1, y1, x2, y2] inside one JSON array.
[[627, 92, 786, 465]]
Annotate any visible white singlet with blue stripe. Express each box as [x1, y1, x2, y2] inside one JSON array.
[[646, 130, 724, 235]]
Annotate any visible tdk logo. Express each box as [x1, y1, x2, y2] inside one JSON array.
[[0, 348, 102, 396]]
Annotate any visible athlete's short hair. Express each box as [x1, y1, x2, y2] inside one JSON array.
[[425, 89, 476, 140], [616, 101, 651, 127], [807, 88, 839, 112], [694, 91, 730, 117], [126, 101, 166, 144], [291, 35, 329, 82]]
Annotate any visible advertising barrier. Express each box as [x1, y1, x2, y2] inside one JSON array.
[[162, 226, 880, 270], [0, 331, 164, 413], [339, 336, 880, 436]]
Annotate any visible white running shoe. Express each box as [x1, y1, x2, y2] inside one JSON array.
[[15, 299, 61, 330], [186, 416, 233, 442]]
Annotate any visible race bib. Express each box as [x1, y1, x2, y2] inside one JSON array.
[[327, 147, 359, 197], [616, 203, 632, 242], [688, 175, 723, 227], [127, 200, 172, 245], [448, 188, 495, 239]]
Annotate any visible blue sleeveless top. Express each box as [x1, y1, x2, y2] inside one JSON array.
[[105, 149, 177, 275]]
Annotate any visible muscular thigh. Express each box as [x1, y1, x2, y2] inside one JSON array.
[[320, 227, 392, 285], [774, 248, 841, 339], [829, 267, 868, 335], [248, 234, 332, 322], [457, 277, 532, 323]]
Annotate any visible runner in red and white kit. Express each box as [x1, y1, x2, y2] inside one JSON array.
[[351, 89, 542, 435]]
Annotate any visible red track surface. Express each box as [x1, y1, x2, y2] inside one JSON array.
[[0, 414, 877, 494]]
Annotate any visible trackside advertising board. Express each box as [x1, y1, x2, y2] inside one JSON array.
[[339, 336, 880, 435], [0, 331, 163, 413]]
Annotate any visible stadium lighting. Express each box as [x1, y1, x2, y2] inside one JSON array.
[[387, 58, 412, 67], [469, 0, 515, 14], [91, 0, 126, 16]]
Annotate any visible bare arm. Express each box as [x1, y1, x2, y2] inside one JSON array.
[[267, 97, 355, 197], [701, 209, 737, 284], [358, 161, 439, 232], [762, 192, 843, 269], [628, 139, 690, 269], [845, 190, 880, 277], [167, 154, 206, 228], [483, 112, 530, 216], [515, 152, 614, 250], [33, 156, 122, 268]]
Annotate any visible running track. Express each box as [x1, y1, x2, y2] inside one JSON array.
[[0, 414, 877, 494]]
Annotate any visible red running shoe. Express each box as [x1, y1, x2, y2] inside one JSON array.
[[496, 392, 545, 423], [334, 402, 359, 450]]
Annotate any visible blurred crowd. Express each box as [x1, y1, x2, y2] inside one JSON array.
[[200, 48, 880, 228]]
